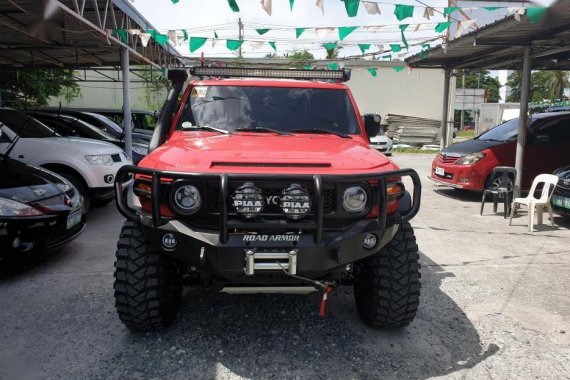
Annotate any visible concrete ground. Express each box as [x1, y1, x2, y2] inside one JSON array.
[[1, 153, 569, 379]]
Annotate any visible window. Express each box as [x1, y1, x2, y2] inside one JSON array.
[[0, 110, 55, 138], [537, 118, 570, 142]]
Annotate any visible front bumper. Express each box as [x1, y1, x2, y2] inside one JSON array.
[[115, 166, 421, 282], [370, 143, 393, 154], [430, 161, 487, 190]]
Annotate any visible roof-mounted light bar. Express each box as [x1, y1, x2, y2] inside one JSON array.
[[188, 66, 351, 82]]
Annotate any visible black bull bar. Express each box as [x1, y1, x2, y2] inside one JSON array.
[[114, 166, 421, 244]]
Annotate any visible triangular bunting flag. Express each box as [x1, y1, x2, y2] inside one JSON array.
[[358, 44, 371, 54], [260, 0, 272, 16], [343, 0, 360, 17], [423, 6, 434, 20], [338, 26, 357, 41], [139, 32, 151, 47], [289, 0, 294, 11], [327, 63, 339, 70], [390, 44, 402, 52], [362, 1, 381, 15], [268, 41, 277, 50], [315, 27, 335, 38], [394, 4, 414, 21], [189, 37, 207, 52], [444, 7, 461, 16], [399, 24, 409, 50], [226, 39, 243, 51], [227, 0, 240, 12], [367, 68, 378, 77], [456, 19, 477, 38], [316, 0, 324, 15], [256, 29, 270, 35], [295, 28, 305, 38], [249, 41, 264, 50], [435, 22, 452, 33], [527, 7, 546, 24]]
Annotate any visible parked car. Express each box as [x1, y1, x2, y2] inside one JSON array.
[[0, 108, 132, 209], [40, 108, 153, 142], [552, 165, 570, 216], [28, 112, 148, 164], [0, 140, 85, 257], [430, 112, 570, 191], [83, 108, 157, 133], [363, 114, 393, 155]]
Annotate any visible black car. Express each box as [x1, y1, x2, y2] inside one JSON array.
[[552, 165, 570, 216], [28, 112, 148, 164], [0, 147, 85, 257]]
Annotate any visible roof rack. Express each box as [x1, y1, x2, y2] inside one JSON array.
[[178, 66, 351, 82]]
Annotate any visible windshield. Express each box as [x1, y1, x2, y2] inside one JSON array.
[[176, 86, 360, 135], [0, 109, 55, 138], [66, 117, 120, 141], [477, 118, 531, 142]]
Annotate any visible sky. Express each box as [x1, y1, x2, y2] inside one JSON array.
[[130, 0, 555, 61]]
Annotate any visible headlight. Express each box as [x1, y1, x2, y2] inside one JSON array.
[[456, 152, 486, 165], [281, 183, 311, 220], [85, 154, 113, 166], [132, 144, 148, 155], [232, 182, 264, 218], [343, 185, 368, 213], [170, 183, 201, 215], [0, 198, 43, 216]]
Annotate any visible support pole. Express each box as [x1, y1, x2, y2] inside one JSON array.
[[121, 48, 132, 161], [514, 46, 532, 198], [460, 72, 466, 130], [440, 68, 451, 149]]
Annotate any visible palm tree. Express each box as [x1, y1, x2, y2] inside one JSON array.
[[323, 44, 342, 59], [544, 71, 570, 100]]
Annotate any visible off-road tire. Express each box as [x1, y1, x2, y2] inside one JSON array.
[[353, 222, 420, 329], [113, 221, 183, 331]]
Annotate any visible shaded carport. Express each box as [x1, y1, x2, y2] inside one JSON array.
[[406, 0, 570, 197], [0, 0, 182, 158]]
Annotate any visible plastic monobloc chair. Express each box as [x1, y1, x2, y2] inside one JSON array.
[[509, 174, 559, 232], [480, 166, 517, 218]]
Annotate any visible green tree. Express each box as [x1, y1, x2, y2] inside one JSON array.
[[138, 66, 169, 111], [544, 71, 570, 99], [287, 50, 315, 68], [506, 71, 569, 103], [323, 44, 342, 59], [457, 69, 501, 103], [0, 69, 80, 109]]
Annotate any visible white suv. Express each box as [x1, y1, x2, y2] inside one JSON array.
[[0, 108, 131, 209]]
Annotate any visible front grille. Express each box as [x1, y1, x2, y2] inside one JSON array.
[[437, 154, 459, 164], [211, 162, 331, 168], [207, 186, 336, 215], [37, 194, 66, 207], [554, 184, 570, 197]]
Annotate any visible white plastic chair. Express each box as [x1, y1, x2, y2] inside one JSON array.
[[509, 174, 559, 232]]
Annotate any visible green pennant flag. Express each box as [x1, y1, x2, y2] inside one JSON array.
[[343, 0, 360, 17], [161, 66, 166, 76], [339, 26, 357, 41], [147, 30, 169, 46], [295, 28, 305, 38], [226, 39, 243, 51], [367, 68, 378, 77], [527, 7, 547, 24], [484, 7, 500, 11], [327, 63, 339, 70], [419, 51, 425, 60], [323, 42, 338, 50], [189, 37, 207, 52], [227, 0, 239, 12], [399, 24, 409, 50], [112, 29, 128, 44], [394, 4, 414, 21], [390, 44, 402, 52], [303, 65, 313, 70], [382, 54, 392, 60], [182, 30, 189, 41], [171, 0, 179, 3], [268, 41, 277, 50], [358, 44, 371, 54], [289, 0, 295, 10], [421, 43, 430, 51], [444, 7, 461, 16], [393, 66, 405, 72], [256, 29, 270, 35], [435, 22, 452, 33]]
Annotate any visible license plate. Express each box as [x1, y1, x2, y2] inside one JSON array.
[[66, 210, 82, 230], [553, 195, 570, 210], [435, 167, 445, 176]]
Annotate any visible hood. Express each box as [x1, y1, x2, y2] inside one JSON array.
[[369, 135, 392, 143], [0, 156, 66, 203], [442, 138, 508, 156], [35, 136, 125, 154], [554, 165, 570, 184], [140, 133, 393, 173]]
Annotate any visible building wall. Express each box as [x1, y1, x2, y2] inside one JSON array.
[[346, 68, 445, 120]]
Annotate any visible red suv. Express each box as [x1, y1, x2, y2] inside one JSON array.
[[430, 112, 570, 190]]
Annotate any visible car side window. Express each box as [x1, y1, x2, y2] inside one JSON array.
[[0, 125, 12, 142], [538, 118, 570, 142]]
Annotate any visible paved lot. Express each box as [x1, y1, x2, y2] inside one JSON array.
[[1, 153, 569, 379]]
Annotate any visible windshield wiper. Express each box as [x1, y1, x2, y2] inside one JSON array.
[[289, 128, 349, 138], [182, 125, 229, 134], [234, 126, 287, 135]]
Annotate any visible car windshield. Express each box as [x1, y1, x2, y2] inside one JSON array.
[[477, 118, 531, 142], [176, 86, 360, 135], [0, 109, 55, 138], [66, 117, 120, 141]]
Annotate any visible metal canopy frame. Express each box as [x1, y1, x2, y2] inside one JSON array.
[[405, 0, 569, 197]]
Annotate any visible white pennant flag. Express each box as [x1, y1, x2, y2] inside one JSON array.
[[363, 25, 384, 31], [376, 44, 384, 52], [316, 0, 324, 15], [139, 32, 151, 47], [128, 29, 140, 36], [414, 23, 432, 32], [423, 6, 435, 20], [315, 27, 335, 38], [456, 19, 477, 38], [249, 41, 265, 50], [362, 1, 381, 15], [167, 30, 179, 45], [260, 0, 272, 16], [509, 7, 526, 21]]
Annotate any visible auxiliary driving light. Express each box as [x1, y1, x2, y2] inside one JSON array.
[[281, 183, 312, 220], [343, 185, 368, 213], [362, 234, 377, 249], [170, 183, 202, 215], [232, 182, 264, 218]]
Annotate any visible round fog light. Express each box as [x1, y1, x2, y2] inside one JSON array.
[[362, 234, 377, 249], [162, 233, 177, 250]]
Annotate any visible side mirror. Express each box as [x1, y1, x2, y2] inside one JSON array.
[[534, 134, 551, 144], [363, 113, 381, 138]]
